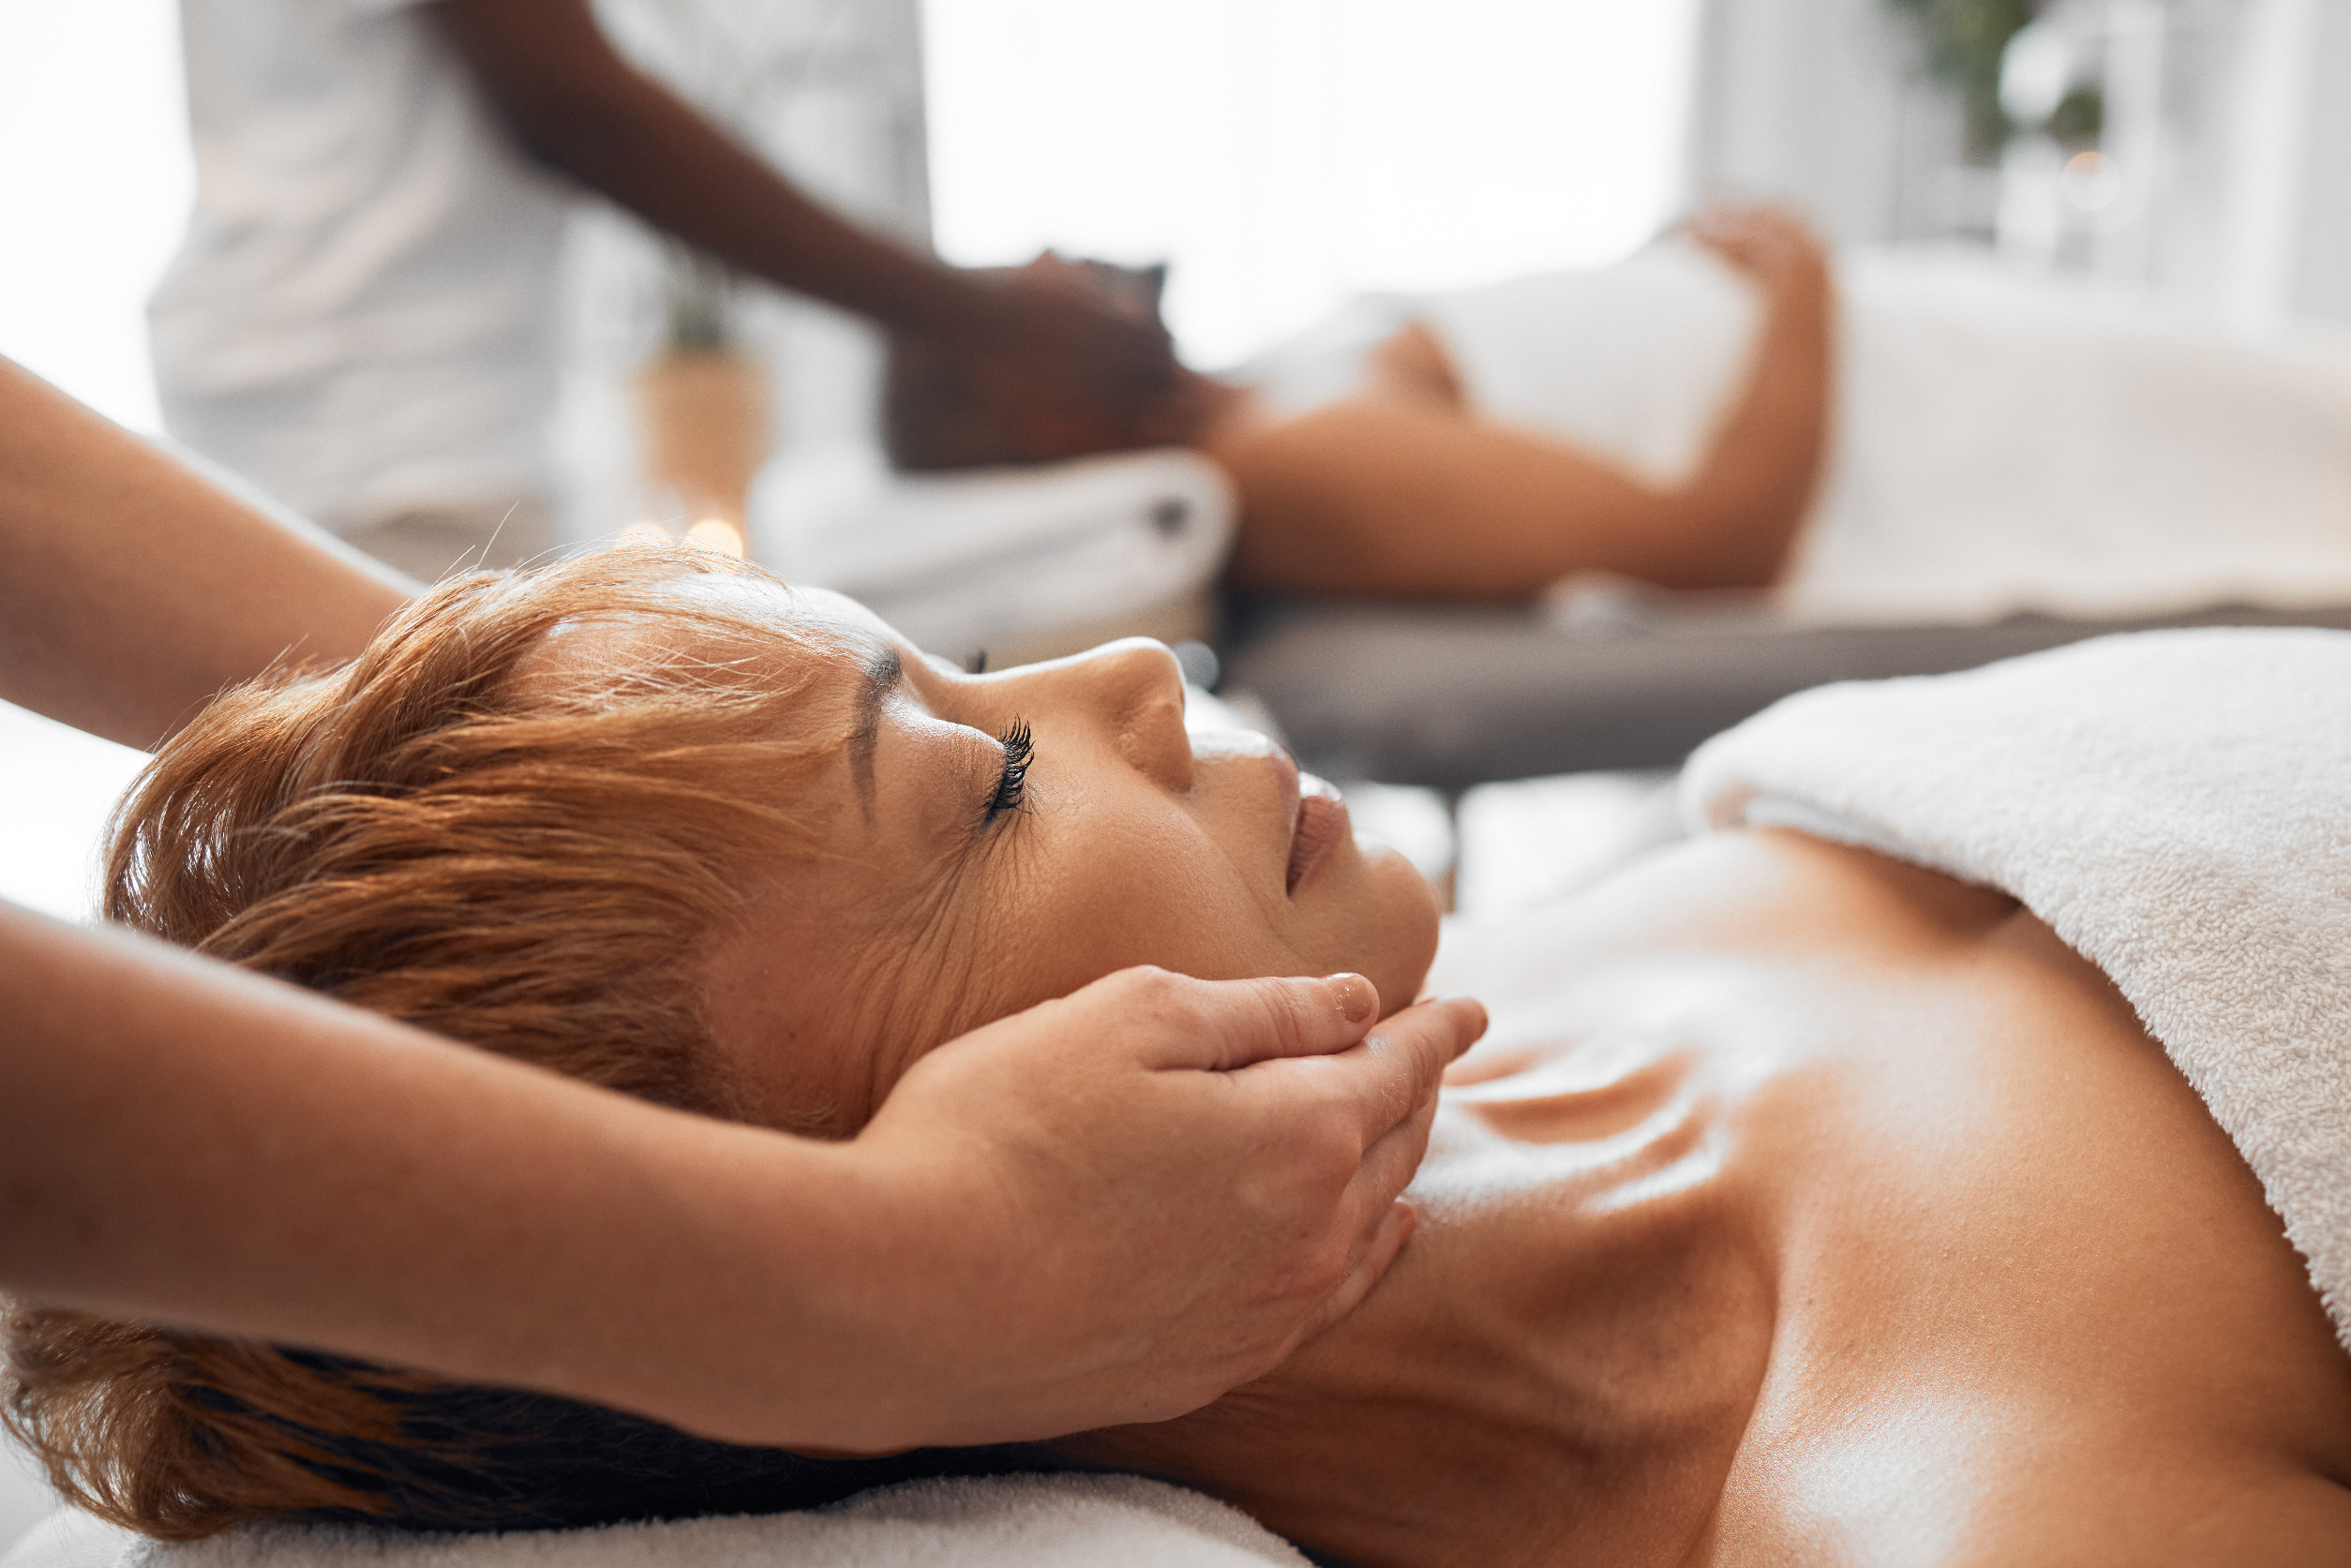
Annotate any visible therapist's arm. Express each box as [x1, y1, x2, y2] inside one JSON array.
[[432, 0, 1175, 425], [1, 901, 1482, 1450], [0, 359, 416, 749]]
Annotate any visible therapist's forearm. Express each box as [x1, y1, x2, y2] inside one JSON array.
[[0, 899, 893, 1449], [436, 0, 1009, 350], [0, 359, 415, 750], [1, 895, 1483, 1451]]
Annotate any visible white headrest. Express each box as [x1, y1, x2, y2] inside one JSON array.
[[751, 446, 1235, 660]]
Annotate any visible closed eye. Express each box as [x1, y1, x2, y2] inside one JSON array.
[[985, 719, 1033, 824]]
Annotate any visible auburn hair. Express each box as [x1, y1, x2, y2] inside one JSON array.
[[2, 544, 1071, 1537]]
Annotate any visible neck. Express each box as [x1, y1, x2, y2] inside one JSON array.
[[1054, 1131, 1778, 1567]]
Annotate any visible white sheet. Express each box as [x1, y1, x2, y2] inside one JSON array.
[[1424, 245, 2351, 627], [1789, 256, 2351, 625]]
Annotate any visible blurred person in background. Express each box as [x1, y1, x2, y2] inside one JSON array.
[[896, 205, 2351, 622], [154, 0, 1175, 581]]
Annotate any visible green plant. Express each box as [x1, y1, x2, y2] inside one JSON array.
[[2044, 83, 2104, 146], [1885, 0, 2044, 158]]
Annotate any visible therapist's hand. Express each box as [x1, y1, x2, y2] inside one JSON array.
[[926, 258, 1190, 460], [973, 275, 1176, 399], [823, 967, 1485, 1449]]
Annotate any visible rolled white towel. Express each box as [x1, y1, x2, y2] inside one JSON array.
[[1, 1475, 1302, 1568], [1682, 627, 2351, 1346], [753, 445, 1235, 662]]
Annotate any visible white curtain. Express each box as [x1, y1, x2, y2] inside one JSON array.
[[0, 0, 191, 432], [923, 0, 1700, 367]]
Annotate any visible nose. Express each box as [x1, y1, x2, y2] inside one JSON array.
[[1039, 637, 1194, 791]]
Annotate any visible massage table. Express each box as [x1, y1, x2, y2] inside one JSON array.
[[1223, 591, 2351, 791]]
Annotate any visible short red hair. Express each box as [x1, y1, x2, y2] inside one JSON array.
[[7, 542, 858, 1536]]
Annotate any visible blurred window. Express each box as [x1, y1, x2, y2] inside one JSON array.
[[0, 0, 192, 431], [924, 0, 1701, 366]]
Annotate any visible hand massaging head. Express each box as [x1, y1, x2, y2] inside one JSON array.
[[884, 256, 1187, 470]]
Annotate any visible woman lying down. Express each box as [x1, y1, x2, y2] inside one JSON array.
[[894, 207, 2351, 623], [9, 543, 2348, 1565]]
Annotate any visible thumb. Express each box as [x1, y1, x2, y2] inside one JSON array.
[[1073, 967, 1382, 1073], [1191, 972, 1384, 1070]]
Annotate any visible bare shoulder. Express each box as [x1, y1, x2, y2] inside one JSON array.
[[1662, 834, 2351, 1567], [1953, 1458, 2351, 1568], [1724, 1454, 2351, 1567]]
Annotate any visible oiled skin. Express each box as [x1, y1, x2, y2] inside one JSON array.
[[1062, 831, 2351, 1565]]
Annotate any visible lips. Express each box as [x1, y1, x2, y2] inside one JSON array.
[[1286, 771, 1349, 896], [1195, 731, 1352, 898]]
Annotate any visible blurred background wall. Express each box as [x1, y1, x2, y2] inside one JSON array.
[[922, 0, 1701, 368], [1688, 0, 2351, 327], [8, 0, 2351, 543], [1689, 0, 1971, 245], [0, 0, 192, 433]]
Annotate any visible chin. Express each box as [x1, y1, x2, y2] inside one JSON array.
[[1346, 840, 1445, 1020]]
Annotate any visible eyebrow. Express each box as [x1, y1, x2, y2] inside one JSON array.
[[849, 645, 902, 814]]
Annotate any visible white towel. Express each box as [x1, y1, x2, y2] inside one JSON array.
[[751, 445, 1235, 661], [8, 1475, 1303, 1568], [1680, 627, 2351, 1347], [1424, 240, 1763, 490]]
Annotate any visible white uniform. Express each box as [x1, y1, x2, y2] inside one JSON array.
[[152, 0, 574, 558]]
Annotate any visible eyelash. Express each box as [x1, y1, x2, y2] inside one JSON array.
[[986, 719, 1034, 823]]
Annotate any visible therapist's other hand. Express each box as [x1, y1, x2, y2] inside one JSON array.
[[983, 257, 1176, 394], [831, 966, 1485, 1450], [946, 260, 1188, 455]]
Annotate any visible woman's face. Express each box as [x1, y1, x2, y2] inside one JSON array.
[[675, 579, 1442, 1133]]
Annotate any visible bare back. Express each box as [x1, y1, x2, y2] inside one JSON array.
[[1066, 830, 2351, 1565]]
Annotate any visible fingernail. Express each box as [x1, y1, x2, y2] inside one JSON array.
[[1323, 972, 1376, 1024]]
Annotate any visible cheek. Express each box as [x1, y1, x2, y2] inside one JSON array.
[[957, 801, 1444, 1028], [704, 863, 980, 1135], [970, 806, 1306, 1017], [700, 917, 885, 1134]]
